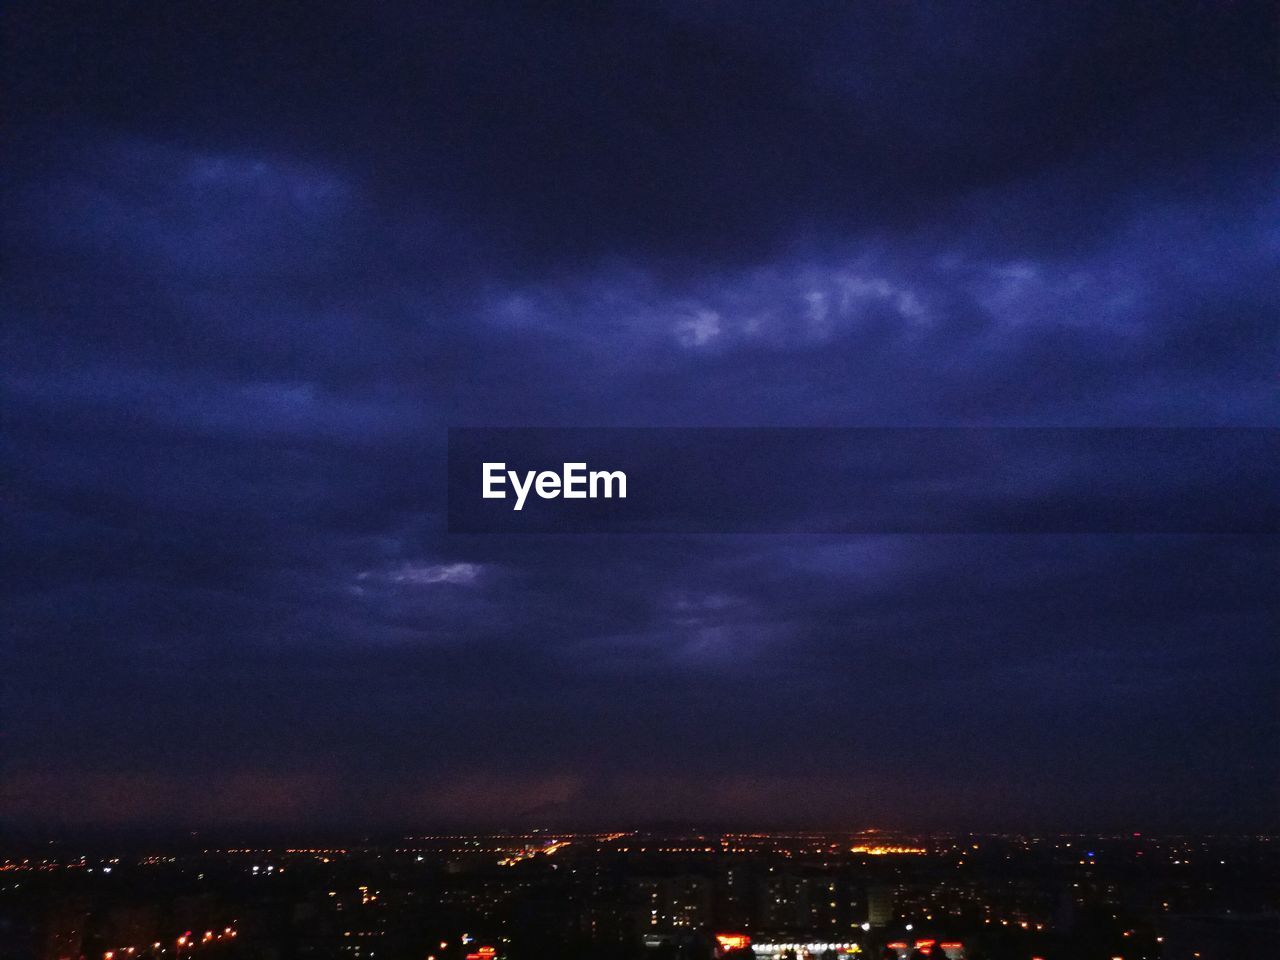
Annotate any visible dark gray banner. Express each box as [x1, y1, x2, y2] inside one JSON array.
[[446, 427, 1278, 534]]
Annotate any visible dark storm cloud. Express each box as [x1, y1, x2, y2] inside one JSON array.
[[6, 0, 1274, 265], [1, 0, 1276, 829]]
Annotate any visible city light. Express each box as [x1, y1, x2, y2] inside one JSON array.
[[12, 830, 1257, 959]]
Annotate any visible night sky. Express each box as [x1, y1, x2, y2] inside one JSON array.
[[2, 1, 1276, 832]]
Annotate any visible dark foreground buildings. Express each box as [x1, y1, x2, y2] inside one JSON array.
[[3, 831, 1276, 960]]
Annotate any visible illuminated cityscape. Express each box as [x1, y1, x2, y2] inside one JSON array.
[[3, 830, 1276, 959], [3, 2, 1275, 960]]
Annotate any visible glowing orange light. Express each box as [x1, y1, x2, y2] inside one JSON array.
[[715, 933, 750, 951]]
